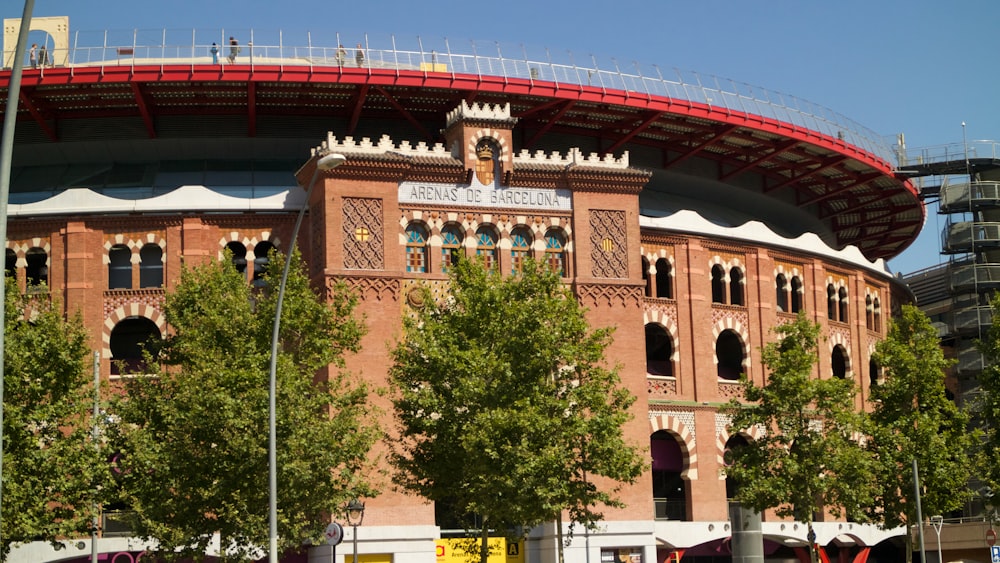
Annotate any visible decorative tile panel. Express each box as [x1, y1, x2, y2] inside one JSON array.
[[589, 210, 627, 278], [343, 197, 384, 270]]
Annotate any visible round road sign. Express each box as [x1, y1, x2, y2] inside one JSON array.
[[987, 528, 996, 547], [325, 522, 345, 546]]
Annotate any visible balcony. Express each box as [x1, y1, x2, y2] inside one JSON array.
[[942, 221, 1000, 253], [949, 261, 1000, 293], [940, 181, 1000, 212], [956, 341, 986, 374], [953, 305, 993, 335]]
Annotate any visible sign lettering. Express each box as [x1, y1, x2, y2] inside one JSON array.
[[400, 182, 571, 211]]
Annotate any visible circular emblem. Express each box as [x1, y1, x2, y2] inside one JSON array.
[[325, 522, 344, 546], [407, 287, 425, 308]]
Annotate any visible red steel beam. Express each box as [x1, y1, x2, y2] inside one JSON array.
[[17, 90, 57, 142], [666, 124, 739, 168], [719, 139, 798, 181], [347, 83, 370, 136], [604, 110, 664, 155], [129, 82, 157, 139], [247, 81, 256, 137], [373, 86, 434, 143], [523, 100, 576, 150]]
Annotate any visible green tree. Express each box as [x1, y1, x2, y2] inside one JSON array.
[[865, 304, 975, 562], [726, 313, 875, 563], [971, 294, 1000, 514], [111, 251, 378, 561], [389, 257, 645, 563], [1, 280, 109, 559]]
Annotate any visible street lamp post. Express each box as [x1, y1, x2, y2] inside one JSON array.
[[930, 515, 944, 563], [346, 498, 365, 563], [268, 152, 346, 563]]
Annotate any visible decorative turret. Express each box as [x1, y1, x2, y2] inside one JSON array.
[[442, 102, 517, 187]]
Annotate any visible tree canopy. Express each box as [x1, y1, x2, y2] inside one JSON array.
[[110, 251, 378, 561], [389, 257, 645, 562], [973, 294, 1000, 509], [865, 304, 974, 538], [726, 313, 875, 561], [1, 280, 108, 559]]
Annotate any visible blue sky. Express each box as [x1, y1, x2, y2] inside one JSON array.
[[5, 0, 999, 275]]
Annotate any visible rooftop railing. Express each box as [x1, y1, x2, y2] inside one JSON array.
[[3, 29, 897, 163], [899, 140, 1000, 168]]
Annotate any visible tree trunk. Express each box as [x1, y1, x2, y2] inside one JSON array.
[[807, 521, 818, 563], [480, 519, 491, 563], [557, 513, 565, 563]]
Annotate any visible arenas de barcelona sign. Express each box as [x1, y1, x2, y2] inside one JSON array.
[[398, 181, 571, 211]]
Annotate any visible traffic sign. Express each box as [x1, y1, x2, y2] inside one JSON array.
[[989, 528, 997, 547], [325, 522, 344, 546], [990, 545, 1000, 563]]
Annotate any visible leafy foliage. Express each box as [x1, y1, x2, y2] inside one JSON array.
[[1, 280, 108, 559], [971, 294, 1000, 510], [389, 257, 644, 560], [726, 313, 875, 558], [865, 304, 974, 534], [111, 251, 378, 561]]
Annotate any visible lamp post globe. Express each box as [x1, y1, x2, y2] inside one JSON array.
[[346, 498, 365, 563]]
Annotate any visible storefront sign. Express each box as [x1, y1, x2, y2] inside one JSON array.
[[435, 538, 524, 563]]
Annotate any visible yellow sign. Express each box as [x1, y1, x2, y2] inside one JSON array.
[[435, 538, 524, 563], [341, 554, 392, 563]]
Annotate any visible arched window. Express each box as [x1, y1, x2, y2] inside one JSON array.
[[441, 223, 464, 274], [776, 274, 788, 313], [716, 330, 743, 380], [252, 241, 275, 287], [832, 345, 848, 379], [869, 358, 880, 388], [645, 324, 673, 376], [724, 434, 749, 500], [873, 297, 882, 332], [476, 225, 499, 271], [405, 223, 429, 273], [827, 284, 837, 320], [729, 267, 744, 306], [226, 242, 248, 275], [641, 257, 652, 297], [510, 227, 532, 275], [655, 258, 672, 299], [838, 287, 849, 322], [25, 247, 47, 288], [711, 265, 727, 304], [110, 317, 160, 376], [790, 276, 803, 313], [544, 228, 567, 276], [5, 249, 15, 279], [108, 244, 132, 290], [139, 244, 163, 288], [651, 431, 688, 521]]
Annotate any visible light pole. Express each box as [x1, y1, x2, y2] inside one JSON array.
[[0, 1, 36, 546], [268, 152, 346, 563], [930, 515, 943, 563], [346, 498, 365, 563]]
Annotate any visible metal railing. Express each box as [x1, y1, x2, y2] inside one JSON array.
[[2, 28, 897, 163], [901, 141, 1000, 167]]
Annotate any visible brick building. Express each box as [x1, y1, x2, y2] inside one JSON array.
[[1, 19, 920, 563]]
